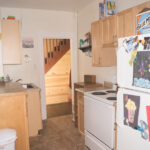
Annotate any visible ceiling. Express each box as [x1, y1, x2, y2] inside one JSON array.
[[0, 0, 93, 12]]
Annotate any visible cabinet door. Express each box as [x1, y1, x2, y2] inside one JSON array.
[[124, 8, 136, 37], [102, 18, 109, 44], [0, 95, 29, 150], [108, 15, 117, 44], [100, 47, 116, 67], [117, 8, 136, 38], [116, 12, 124, 38], [91, 21, 102, 66], [102, 15, 117, 47], [78, 97, 84, 136], [1, 20, 21, 64], [27, 90, 43, 137]]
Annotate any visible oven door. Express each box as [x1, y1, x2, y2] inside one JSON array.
[[84, 95, 115, 149]]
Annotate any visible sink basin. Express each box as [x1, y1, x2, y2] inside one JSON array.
[[22, 84, 34, 89]]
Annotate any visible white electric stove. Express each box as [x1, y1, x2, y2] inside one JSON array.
[[84, 89, 117, 150]]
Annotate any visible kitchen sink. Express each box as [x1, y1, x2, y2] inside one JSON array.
[[22, 84, 34, 89]]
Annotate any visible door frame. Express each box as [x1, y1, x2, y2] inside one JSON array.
[[38, 32, 78, 120]]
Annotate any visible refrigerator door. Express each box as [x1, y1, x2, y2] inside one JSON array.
[[117, 34, 150, 93], [0, 40, 4, 77], [0, 24, 3, 77], [117, 88, 150, 150]]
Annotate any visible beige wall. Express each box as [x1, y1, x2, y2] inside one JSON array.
[[77, 0, 149, 83], [0, 7, 77, 119]]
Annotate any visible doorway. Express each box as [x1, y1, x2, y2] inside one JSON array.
[[43, 38, 72, 118]]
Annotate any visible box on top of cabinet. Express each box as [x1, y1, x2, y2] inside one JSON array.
[[136, 10, 150, 35]]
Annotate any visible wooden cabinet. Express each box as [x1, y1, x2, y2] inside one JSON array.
[[91, 21, 102, 66], [102, 15, 117, 47], [116, 8, 136, 38], [26, 88, 43, 137], [92, 2, 150, 67], [77, 92, 84, 136], [1, 20, 21, 64], [91, 19, 116, 66], [116, 1, 150, 38], [0, 93, 29, 150]]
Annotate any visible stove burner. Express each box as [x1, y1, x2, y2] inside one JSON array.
[[106, 97, 117, 100], [92, 92, 107, 95], [106, 90, 116, 93]]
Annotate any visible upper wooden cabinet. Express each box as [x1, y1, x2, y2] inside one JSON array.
[[116, 1, 150, 38], [91, 1, 150, 67], [91, 21, 102, 66], [116, 8, 136, 38], [102, 15, 117, 47], [91, 19, 116, 67], [1, 20, 21, 64]]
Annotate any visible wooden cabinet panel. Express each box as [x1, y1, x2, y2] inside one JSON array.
[[0, 94, 29, 150], [1, 20, 21, 64], [102, 19, 108, 44], [109, 16, 117, 43], [102, 15, 116, 47], [91, 21, 102, 66], [27, 89, 43, 137], [116, 8, 136, 38], [92, 16, 116, 66], [116, 12, 124, 38], [100, 48, 116, 67], [91, 21, 101, 47], [77, 92, 84, 136], [124, 8, 136, 37]]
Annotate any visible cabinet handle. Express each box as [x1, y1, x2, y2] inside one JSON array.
[[113, 35, 114, 42], [99, 57, 100, 64]]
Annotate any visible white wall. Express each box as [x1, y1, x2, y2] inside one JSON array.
[[77, 0, 149, 83], [0, 8, 78, 120]]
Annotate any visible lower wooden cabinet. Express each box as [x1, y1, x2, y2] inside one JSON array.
[[26, 88, 43, 137], [0, 93, 30, 150], [77, 92, 84, 136]]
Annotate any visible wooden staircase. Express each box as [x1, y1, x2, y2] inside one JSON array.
[[43, 39, 70, 73]]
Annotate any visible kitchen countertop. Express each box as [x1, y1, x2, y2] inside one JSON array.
[[75, 86, 111, 94], [0, 82, 39, 96]]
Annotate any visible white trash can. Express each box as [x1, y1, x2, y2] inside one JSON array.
[[0, 129, 17, 150]]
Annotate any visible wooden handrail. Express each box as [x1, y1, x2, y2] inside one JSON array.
[[43, 39, 48, 64], [44, 39, 70, 73]]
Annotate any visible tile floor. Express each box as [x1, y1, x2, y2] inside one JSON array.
[[30, 115, 89, 150]]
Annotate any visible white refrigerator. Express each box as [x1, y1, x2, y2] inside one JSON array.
[[117, 34, 150, 150]]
